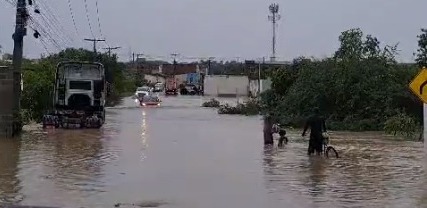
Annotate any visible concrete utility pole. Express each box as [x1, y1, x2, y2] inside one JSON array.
[[84, 38, 105, 61], [258, 60, 261, 95], [11, 0, 28, 135], [171, 53, 179, 75], [103, 46, 121, 57], [268, 3, 280, 63]]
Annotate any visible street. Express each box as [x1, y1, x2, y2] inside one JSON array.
[[0, 96, 425, 208]]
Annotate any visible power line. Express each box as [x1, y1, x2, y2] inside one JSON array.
[[31, 10, 72, 46], [83, 0, 95, 38], [3, 0, 15, 6], [29, 17, 64, 51], [95, 0, 107, 46], [84, 38, 105, 53], [103, 46, 121, 57], [67, 0, 80, 37], [37, 0, 70, 39]]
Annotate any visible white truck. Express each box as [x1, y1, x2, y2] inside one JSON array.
[[42, 61, 106, 128]]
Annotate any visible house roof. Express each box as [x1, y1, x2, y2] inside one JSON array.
[[161, 64, 198, 75]]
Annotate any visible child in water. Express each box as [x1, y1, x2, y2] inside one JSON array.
[[278, 129, 288, 147]]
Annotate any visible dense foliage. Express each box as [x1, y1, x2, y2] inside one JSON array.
[[202, 98, 220, 108], [19, 48, 135, 123], [217, 99, 260, 116], [260, 28, 424, 132]]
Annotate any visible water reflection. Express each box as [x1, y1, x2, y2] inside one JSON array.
[[16, 127, 114, 199], [305, 157, 327, 199], [0, 97, 425, 208], [45, 130, 105, 191], [262, 131, 425, 207], [0, 138, 22, 204], [141, 109, 148, 160]]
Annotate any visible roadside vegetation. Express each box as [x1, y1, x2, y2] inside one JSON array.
[[202, 98, 261, 116], [260, 28, 427, 138], [218, 99, 260, 116], [202, 98, 220, 107], [11, 48, 136, 124]]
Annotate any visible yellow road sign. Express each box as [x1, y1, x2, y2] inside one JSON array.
[[409, 67, 427, 103]]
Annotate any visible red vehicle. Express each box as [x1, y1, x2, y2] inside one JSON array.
[[165, 76, 178, 95], [139, 95, 161, 107]]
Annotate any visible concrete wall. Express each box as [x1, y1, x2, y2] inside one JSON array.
[[175, 74, 187, 86], [0, 67, 16, 137], [249, 78, 272, 97], [204, 75, 249, 97], [144, 74, 165, 84]]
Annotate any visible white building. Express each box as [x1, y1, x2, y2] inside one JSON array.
[[203, 75, 249, 97]]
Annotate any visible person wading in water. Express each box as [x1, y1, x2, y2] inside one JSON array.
[[301, 107, 327, 156], [263, 115, 275, 145]]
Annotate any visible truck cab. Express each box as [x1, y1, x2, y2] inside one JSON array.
[[43, 61, 106, 128], [165, 76, 178, 95]]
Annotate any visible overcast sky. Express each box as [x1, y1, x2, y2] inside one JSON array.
[[1, 0, 427, 62]]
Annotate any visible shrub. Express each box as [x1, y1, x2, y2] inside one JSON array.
[[384, 112, 420, 139], [202, 98, 220, 108]]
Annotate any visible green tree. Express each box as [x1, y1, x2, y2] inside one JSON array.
[[261, 28, 421, 132], [415, 28, 427, 67]]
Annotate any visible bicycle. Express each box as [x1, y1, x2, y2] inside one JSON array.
[[322, 134, 339, 158]]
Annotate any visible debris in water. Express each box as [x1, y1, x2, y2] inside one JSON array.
[[114, 200, 168, 208]]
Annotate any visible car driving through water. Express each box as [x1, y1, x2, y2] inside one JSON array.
[[138, 94, 161, 107]]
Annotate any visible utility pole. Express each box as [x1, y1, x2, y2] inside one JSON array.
[[205, 57, 214, 75], [268, 3, 280, 63], [11, 0, 28, 135], [171, 53, 179, 75], [84, 38, 105, 61], [103, 46, 121, 57], [170, 53, 179, 91], [258, 60, 261, 95]]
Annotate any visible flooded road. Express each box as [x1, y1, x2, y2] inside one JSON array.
[[0, 96, 425, 208]]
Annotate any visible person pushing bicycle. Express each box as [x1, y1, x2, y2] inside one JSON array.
[[301, 107, 328, 156]]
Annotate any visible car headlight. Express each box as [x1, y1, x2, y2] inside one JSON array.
[[142, 103, 146, 106]]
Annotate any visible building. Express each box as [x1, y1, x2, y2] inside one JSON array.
[[157, 63, 199, 75], [204, 75, 249, 97], [186, 72, 201, 85], [144, 74, 166, 84], [249, 78, 272, 97]]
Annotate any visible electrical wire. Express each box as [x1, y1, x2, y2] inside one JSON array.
[[83, 0, 95, 38], [28, 25, 54, 55], [29, 17, 63, 51], [36, 0, 74, 43], [67, 0, 80, 37], [95, 0, 103, 37], [3, 0, 15, 6], [29, 13, 70, 48]]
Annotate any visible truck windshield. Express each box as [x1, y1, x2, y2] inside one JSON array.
[[69, 81, 91, 90], [137, 87, 150, 91]]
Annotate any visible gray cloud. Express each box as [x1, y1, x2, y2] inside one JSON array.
[[0, 0, 426, 62]]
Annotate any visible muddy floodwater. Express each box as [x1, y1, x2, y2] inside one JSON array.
[[0, 96, 426, 208]]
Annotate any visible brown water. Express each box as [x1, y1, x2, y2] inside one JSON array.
[[0, 96, 425, 208]]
